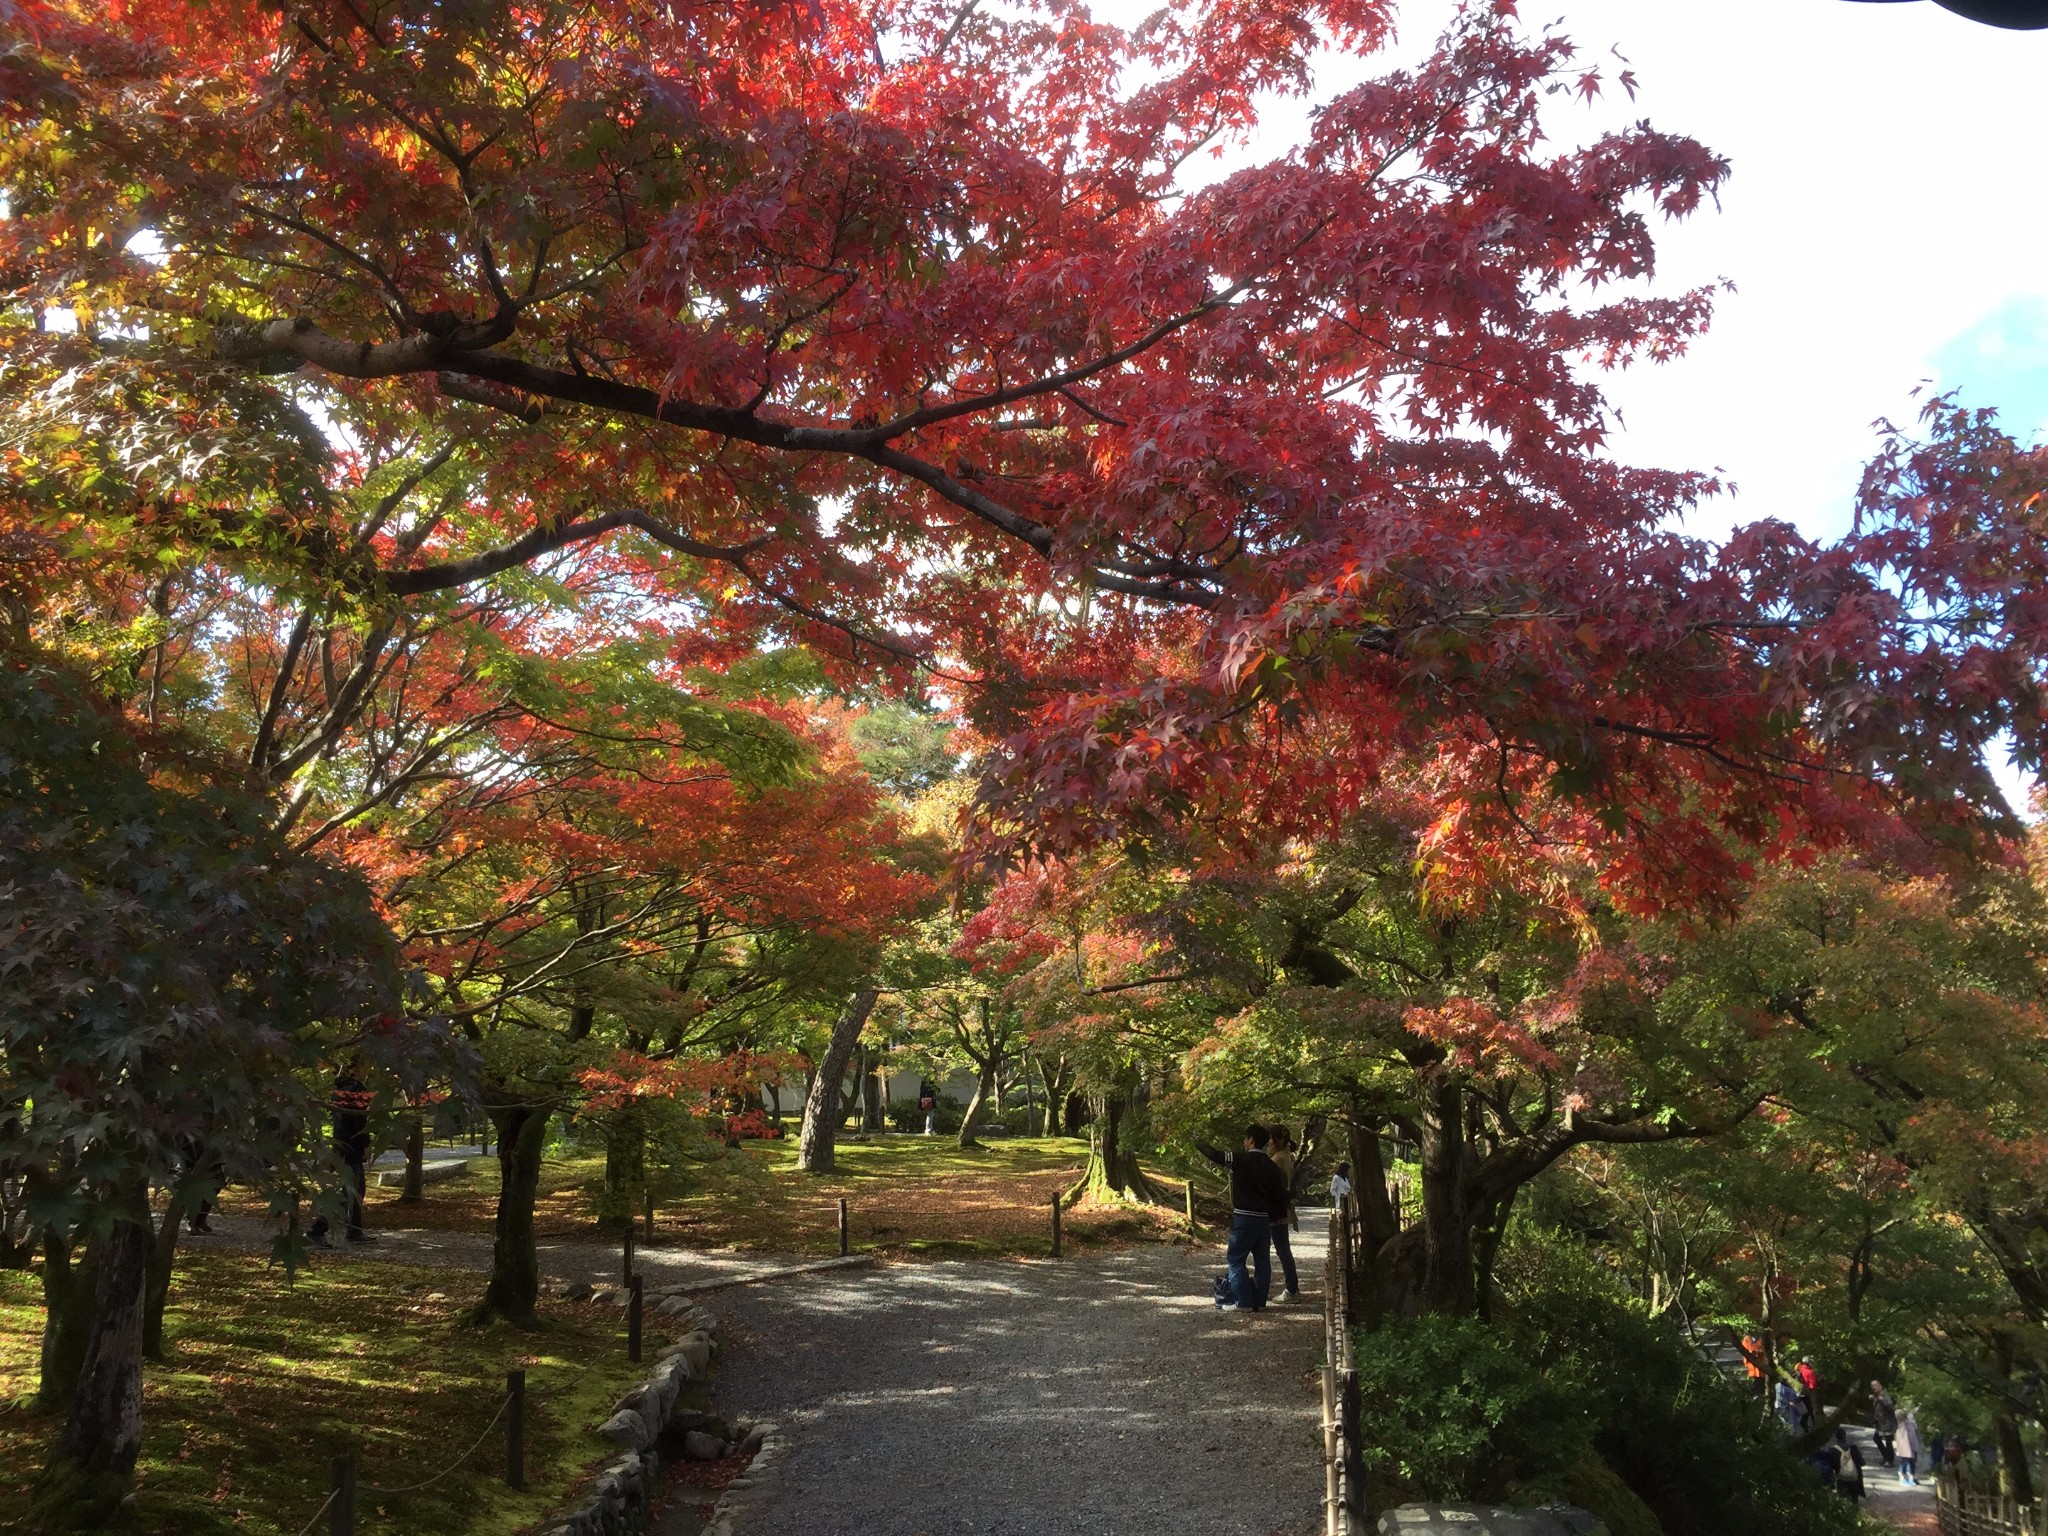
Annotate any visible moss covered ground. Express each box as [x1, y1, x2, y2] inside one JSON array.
[[0, 1252, 668, 1536], [230, 1132, 1198, 1260]]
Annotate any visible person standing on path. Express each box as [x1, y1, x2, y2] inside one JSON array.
[[308, 1061, 376, 1246], [1328, 1162, 1353, 1217], [1895, 1407, 1924, 1485], [1266, 1125, 1302, 1304], [1796, 1356, 1820, 1427], [1870, 1381, 1898, 1467], [1198, 1125, 1289, 1312]]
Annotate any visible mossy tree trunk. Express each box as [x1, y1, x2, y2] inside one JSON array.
[[601, 1104, 647, 1232], [1992, 1331, 2035, 1503], [37, 1227, 97, 1414], [32, 1182, 151, 1530], [474, 1101, 550, 1325], [1072, 1077, 1160, 1204]]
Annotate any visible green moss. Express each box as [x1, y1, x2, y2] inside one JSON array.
[[1518, 1453, 1666, 1536], [0, 1252, 666, 1535]]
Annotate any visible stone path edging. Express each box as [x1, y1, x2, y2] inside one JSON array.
[[544, 1258, 874, 1536], [698, 1419, 787, 1536], [540, 1288, 723, 1536]]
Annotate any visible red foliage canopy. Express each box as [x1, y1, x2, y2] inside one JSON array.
[[9, 0, 2046, 903]]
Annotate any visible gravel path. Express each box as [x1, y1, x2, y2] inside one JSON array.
[[708, 1233, 1328, 1536]]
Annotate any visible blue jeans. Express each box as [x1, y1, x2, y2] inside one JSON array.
[[1226, 1213, 1272, 1308], [1271, 1221, 1299, 1294]]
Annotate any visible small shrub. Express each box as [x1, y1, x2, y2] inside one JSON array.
[[1350, 1312, 1591, 1500]]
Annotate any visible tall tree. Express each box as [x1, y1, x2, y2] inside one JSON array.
[[0, 651, 423, 1526]]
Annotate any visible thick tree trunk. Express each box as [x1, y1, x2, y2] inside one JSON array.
[[798, 989, 879, 1175], [1074, 1085, 1159, 1203], [601, 1107, 646, 1231], [1349, 1118, 1407, 1326], [1417, 1070, 1476, 1314], [37, 1228, 97, 1414], [1993, 1333, 2035, 1502], [33, 1189, 151, 1528], [400, 1117, 426, 1204], [861, 1056, 885, 1131], [957, 1056, 998, 1149], [474, 1102, 549, 1325]]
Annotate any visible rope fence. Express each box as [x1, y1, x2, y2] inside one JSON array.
[[290, 1487, 338, 1536], [359, 1386, 515, 1496]]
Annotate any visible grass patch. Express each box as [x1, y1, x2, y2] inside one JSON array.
[[666, 1135, 1197, 1258], [0, 1251, 672, 1536], [231, 1134, 1199, 1261]]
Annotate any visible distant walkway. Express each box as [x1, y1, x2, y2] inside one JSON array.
[[707, 1236, 1327, 1536], [184, 1211, 856, 1292], [1843, 1426, 1937, 1535]]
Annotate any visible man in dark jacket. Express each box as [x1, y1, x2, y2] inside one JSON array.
[[1870, 1381, 1898, 1467], [308, 1062, 377, 1245], [1198, 1125, 1290, 1311]]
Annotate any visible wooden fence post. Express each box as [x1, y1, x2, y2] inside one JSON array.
[[837, 1196, 849, 1257], [1322, 1361, 1340, 1536], [642, 1190, 655, 1242], [628, 1275, 644, 1363], [1184, 1179, 1196, 1228], [1050, 1192, 1062, 1258], [622, 1225, 634, 1287], [330, 1444, 357, 1536], [1339, 1366, 1365, 1534], [506, 1369, 526, 1491]]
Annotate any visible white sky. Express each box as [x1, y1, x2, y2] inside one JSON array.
[[1096, 0, 2048, 805]]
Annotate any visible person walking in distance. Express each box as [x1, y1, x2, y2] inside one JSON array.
[[1869, 1381, 1898, 1468], [1198, 1125, 1289, 1312], [308, 1060, 376, 1246], [1265, 1124, 1302, 1304], [1895, 1406, 1924, 1486]]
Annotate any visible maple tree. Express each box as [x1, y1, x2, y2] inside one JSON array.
[[8, 0, 2047, 907], [0, 650, 431, 1525], [369, 691, 928, 1321]]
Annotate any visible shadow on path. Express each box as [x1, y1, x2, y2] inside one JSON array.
[[708, 1235, 1326, 1536]]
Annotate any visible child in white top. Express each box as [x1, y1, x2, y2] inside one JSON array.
[[1328, 1162, 1353, 1208]]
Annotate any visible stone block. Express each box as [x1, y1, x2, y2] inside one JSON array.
[[676, 1332, 712, 1374], [596, 1409, 652, 1452], [682, 1430, 724, 1461]]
